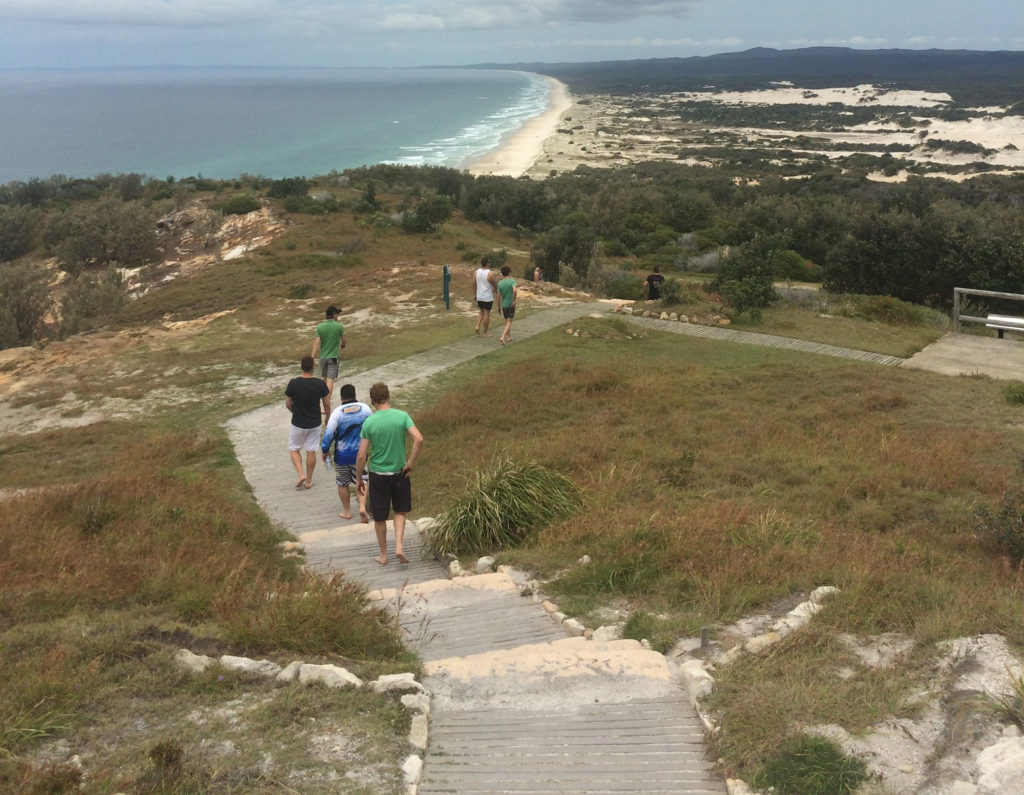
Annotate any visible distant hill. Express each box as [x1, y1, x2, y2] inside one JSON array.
[[473, 47, 1024, 105]]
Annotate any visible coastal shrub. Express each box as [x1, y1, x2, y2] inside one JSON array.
[[60, 270, 125, 337], [43, 198, 159, 274], [0, 204, 41, 262], [606, 273, 644, 301], [0, 261, 50, 348], [219, 195, 261, 216], [266, 177, 309, 199], [712, 233, 779, 316], [400, 194, 453, 233], [753, 736, 867, 795], [1003, 382, 1024, 405], [975, 492, 1024, 565], [424, 458, 581, 557]]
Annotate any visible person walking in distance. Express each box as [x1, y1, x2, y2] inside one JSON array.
[[356, 383, 424, 565], [497, 265, 518, 346], [311, 305, 345, 415], [474, 256, 499, 337], [321, 383, 372, 521], [285, 356, 330, 490], [645, 267, 665, 301]]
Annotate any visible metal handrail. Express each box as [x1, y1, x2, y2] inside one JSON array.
[[953, 287, 1024, 333]]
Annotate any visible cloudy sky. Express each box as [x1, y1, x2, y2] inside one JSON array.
[[0, 0, 1020, 70]]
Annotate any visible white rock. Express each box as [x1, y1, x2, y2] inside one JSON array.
[[744, 632, 781, 655], [275, 660, 304, 684], [717, 646, 743, 666], [401, 693, 431, 713], [810, 585, 840, 603], [541, 600, 558, 614], [174, 648, 214, 673], [622, 306, 633, 315], [577, 554, 591, 565], [409, 714, 429, 752], [977, 737, 1024, 791], [475, 556, 495, 574], [219, 655, 282, 678], [678, 659, 715, 703], [552, 611, 567, 624], [371, 673, 424, 694], [298, 663, 363, 689], [563, 618, 586, 637], [669, 312, 679, 321], [448, 560, 464, 578], [679, 314, 689, 323], [402, 754, 423, 785], [948, 782, 980, 795], [593, 625, 623, 643], [1004, 724, 1022, 738], [660, 312, 669, 320], [415, 517, 436, 533], [726, 779, 755, 795]]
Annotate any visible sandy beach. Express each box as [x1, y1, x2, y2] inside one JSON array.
[[465, 76, 573, 178]]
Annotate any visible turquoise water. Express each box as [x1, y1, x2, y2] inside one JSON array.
[[0, 67, 548, 184]]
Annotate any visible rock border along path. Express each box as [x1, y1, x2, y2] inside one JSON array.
[[227, 304, 912, 793]]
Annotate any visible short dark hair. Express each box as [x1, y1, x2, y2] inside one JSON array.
[[300, 355, 315, 372], [481, 256, 491, 266], [369, 382, 390, 405], [325, 305, 339, 318], [500, 266, 511, 276], [339, 383, 356, 401]]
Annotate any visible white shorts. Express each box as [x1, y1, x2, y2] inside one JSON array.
[[289, 425, 321, 452]]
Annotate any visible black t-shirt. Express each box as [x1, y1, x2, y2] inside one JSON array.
[[285, 376, 329, 429], [647, 273, 665, 299]]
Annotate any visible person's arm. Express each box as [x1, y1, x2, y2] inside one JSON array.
[[355, 438, 370, 494], [402, 425, 424, 475], [321, 411, 338, 460], [339, 331, 346, 350], [311, 334, 321, 359], [512, 284, 518, 308], [285, 396, 293, 412]]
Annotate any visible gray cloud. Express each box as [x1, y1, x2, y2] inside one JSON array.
[[364, 0, 707, 32], [0, 0, 275, 27]]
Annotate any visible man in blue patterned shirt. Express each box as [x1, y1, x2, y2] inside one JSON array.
[[321, 383, 372, 521]]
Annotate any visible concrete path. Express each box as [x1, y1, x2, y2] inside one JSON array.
[[901, 331, 1024, 380], [225, 300, 727, 794]]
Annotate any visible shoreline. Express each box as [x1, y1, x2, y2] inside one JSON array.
[[464, 76, 573, 178]]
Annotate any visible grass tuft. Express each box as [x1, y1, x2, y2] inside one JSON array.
[[753, 735, 868, 795], [424, 458, 581, 557]]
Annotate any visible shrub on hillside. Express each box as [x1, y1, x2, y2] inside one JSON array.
[[0, 261, 50, 348], [0, 205, 41, 262], [60, 271, 125, 337], [1003, 382, 1024, 405], [753, 735, 867, 795], [424, 459, 581, 557], [219, 195, 261, 216], [976, 492, 1024, 565], [712, 233, 779, 316], [43, 198, 159, 274]]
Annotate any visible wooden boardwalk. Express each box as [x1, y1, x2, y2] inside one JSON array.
[[224, 303, 936, 793]]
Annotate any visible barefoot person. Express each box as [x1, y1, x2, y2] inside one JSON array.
[[321, 383, 372, 521], [311, 305, 346, 415], [496, 265, 517, 345], [285, 356, 329, 490], [355, 383, 424, 565], [474, 256, 499, 337]]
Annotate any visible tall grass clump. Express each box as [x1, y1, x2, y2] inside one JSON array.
[[975, 491, 1024, 564], [753, 735, 867, 795], [424, 458, 581, 557]]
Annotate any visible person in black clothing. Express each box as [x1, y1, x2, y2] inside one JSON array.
[[285, 355, 330, 489], [645, 267, 665, 301]]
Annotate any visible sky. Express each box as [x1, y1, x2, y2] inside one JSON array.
[[0, 0, 1020, 70]]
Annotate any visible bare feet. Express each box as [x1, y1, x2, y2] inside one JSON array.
[[303, 479, 312, 489], [373, 554, 387, 565], [295, 478, 306, 489], [359, 509, 369, 523], [338, 512, 353, 520], [396, 552, 409, 564]]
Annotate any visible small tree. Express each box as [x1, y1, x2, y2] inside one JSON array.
[[0, 204, 41, 262], [400, 194, 453, 233], [0, 261, 50, 348], [712, 233, 781, 317]]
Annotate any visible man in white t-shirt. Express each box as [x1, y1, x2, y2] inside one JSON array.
[[473, 256, 499, 337]]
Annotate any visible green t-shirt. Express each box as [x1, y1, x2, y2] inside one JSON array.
[[360, 408, 415, 473], [497, 277, 517, 309], [315, 319, 345, 359]]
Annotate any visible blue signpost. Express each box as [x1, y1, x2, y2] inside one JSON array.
[[443, 264, 451, 310]]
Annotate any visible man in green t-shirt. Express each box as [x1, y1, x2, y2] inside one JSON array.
[[311, 305, 346, 415], [356, 382, 424, 565], [496, 265, 518, 346]]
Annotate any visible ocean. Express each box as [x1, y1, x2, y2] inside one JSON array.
[[0, 67, 549, 185]]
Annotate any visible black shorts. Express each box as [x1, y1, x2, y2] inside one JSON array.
[[502, 306, 516, 319], [477, 300, 494, 311], [368, 471, 412, 521]]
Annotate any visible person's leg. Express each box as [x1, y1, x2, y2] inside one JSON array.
[[373, 521, 388, 564], [481, 308, 491, 336], [304, 450, 317, 487], [393, 513, 408, 563], [475, 307, 484, 335], [324, 377, 334, 417], [368, 473, 389, 563], [290, 449, 305, 485], [500, 315, 512, 344], [358, 476, 369, 523], [337, 483, 352, 519]]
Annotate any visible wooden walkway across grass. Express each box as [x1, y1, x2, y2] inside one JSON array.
[[622, 313, 905, 366]]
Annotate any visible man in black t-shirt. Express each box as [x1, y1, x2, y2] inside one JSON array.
[[645, 267, 665, 301], [285, 355, 330, 489]]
